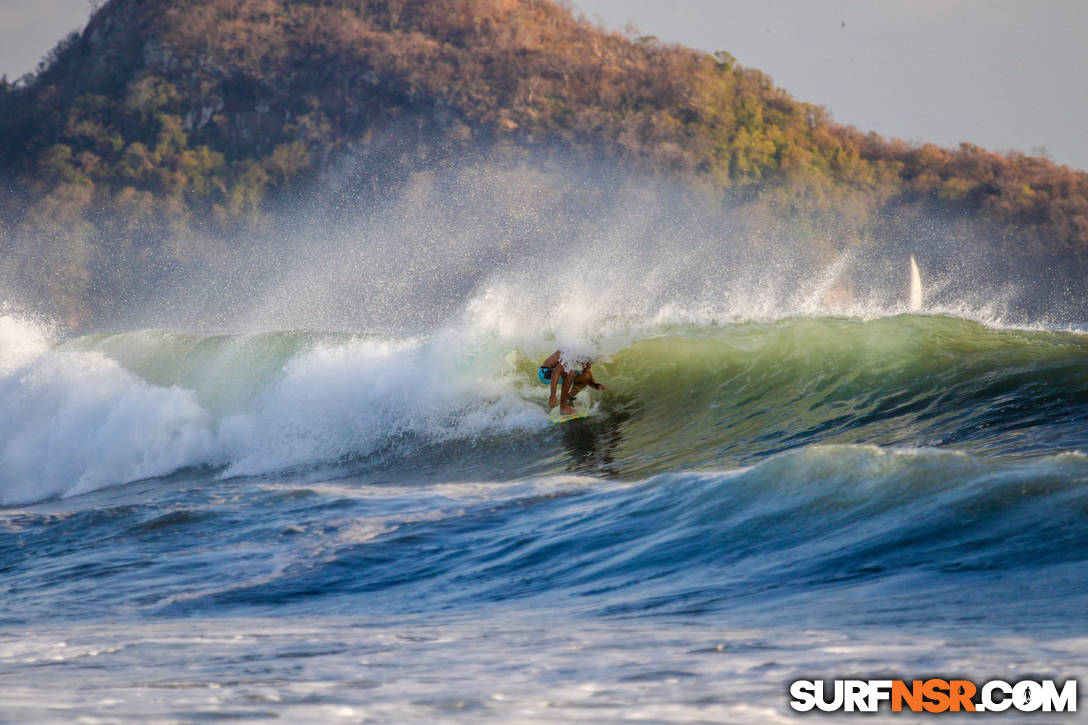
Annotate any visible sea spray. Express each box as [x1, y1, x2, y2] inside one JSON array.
[[0, 315, 218, 505], [5, 310, 1088, 504]]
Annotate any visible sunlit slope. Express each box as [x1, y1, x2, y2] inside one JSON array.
[[2, 0, 1088, 326]]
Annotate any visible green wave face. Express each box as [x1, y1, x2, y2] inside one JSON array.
[[33, 313, 1088, 491], [576, 315, 1088, 477], [61, 329, 360, 416]]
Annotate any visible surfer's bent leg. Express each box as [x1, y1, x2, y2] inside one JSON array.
[[567, 372, 588, 402], [567, 367, 605, 403], [559, 371, 577, 416], [548, 363, 565, 410]]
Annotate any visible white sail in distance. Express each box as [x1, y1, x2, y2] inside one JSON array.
[[909, 255, 923, 311]]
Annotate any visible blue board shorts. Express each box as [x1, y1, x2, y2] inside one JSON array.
[[539, 366, 581, 384]]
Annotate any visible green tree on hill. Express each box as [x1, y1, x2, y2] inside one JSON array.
[[1, 0, 1086, 327]]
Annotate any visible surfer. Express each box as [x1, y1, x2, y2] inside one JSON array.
[[538, 350, 606, 416]]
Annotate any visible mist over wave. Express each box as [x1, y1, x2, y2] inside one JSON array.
[[92, 151, 1045, 336], [0, 312, 545, 504], [4, 155, 1088, 723], [4, 306, 1088, 505], [2, 149, 1083, 503]]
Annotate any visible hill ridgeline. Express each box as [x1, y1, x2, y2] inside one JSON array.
[[1, 0, 1086, 328]]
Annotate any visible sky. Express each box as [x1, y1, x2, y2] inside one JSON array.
[[572, 0, 1088, 170], [1, 0, 1086, 170], [0, 0, 93, 80]]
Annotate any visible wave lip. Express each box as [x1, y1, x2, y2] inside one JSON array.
[[0, 316, 546, 504], [4, 311, 1088, 504], [1, 316, 218, 505], [214, 334, 543, 478]]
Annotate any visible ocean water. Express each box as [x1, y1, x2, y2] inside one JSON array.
[[2, 308, 1087, 722]]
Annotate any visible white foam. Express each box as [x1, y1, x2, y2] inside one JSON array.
[[0, 294, 1071, 505], [0, 313, 52, 375], [217, 334, 544, 478], [1, 318, 548, 503], [0, 316, 219, 505]]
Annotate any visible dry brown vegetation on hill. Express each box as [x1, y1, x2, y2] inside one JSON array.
[[1, 0, 1087, 326]]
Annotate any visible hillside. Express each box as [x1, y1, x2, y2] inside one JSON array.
[[2, 0, 1087, 328]]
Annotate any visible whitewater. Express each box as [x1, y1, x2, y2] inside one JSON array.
[[3, 295, 1088, 721], [1, 158, 1086, 721]]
